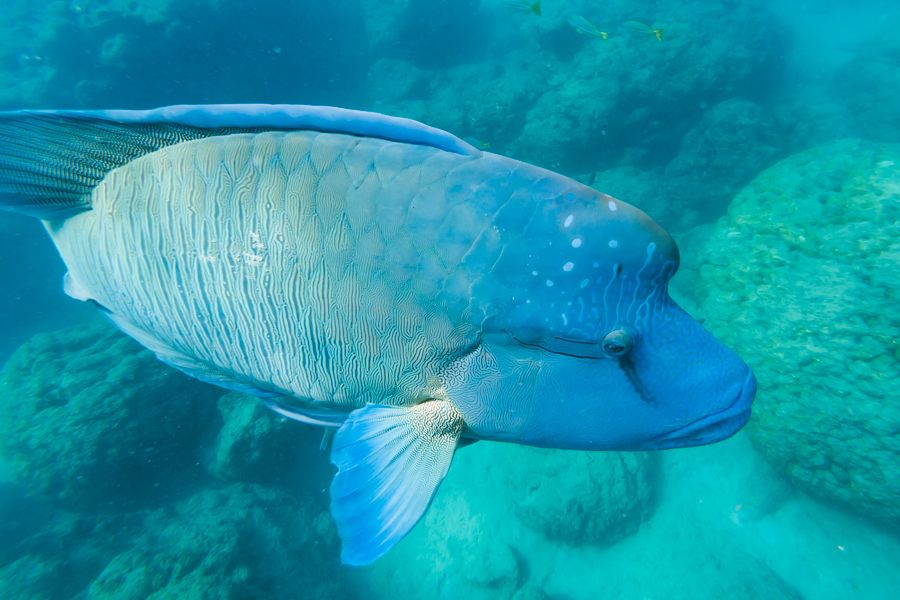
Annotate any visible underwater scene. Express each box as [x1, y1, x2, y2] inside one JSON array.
[[0, 0, 898, 598]]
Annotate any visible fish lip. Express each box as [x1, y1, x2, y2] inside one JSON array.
[[655, 370, 756, 446]]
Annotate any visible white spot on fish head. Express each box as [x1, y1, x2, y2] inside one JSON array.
[[609, 240, 619, 248], [561, 313, 568, 327], [545, 279, 555, 287], [580, 278, 590, 289], [531, 270, 539, 276], [564, 214, 574, 228], [571, 238, 583, 248], [608, 201, 617, 212], [563, 262, 574, 272], [647, 242, 657, 256]]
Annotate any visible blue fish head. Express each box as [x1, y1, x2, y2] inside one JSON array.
[[452, 183, 756, 451]]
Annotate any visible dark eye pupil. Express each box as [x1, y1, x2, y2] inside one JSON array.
[[604, 342, 624, 354]]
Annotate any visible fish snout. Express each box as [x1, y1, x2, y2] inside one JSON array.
[[658, 369, 756, 449]]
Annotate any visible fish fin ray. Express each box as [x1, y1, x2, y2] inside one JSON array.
[[0, 104, 478, 220], [260, 396, 346, 428], [62, 271, 91, 302], [330, 401, 463, 565]]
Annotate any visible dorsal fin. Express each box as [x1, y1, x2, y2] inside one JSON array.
[[78, 104, 479, 156], [0, 104, 478, 220]]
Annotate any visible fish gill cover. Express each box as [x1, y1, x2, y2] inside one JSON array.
[[0, 1, 898, 599]]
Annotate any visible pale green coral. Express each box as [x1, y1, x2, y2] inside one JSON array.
[[494, 446, 656, 545], [89, 484, 347, 600], [694, 139, 900, 523], [0, 320, 219, 510], [206, 393, 311, 484]]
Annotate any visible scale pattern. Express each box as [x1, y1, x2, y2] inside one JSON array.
[[49, 131, 504, 409]]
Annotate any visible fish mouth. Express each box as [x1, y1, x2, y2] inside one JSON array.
[[647, 370, 756, 450]]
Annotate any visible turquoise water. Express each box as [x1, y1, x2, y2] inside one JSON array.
[[0, 1, 898, 598]]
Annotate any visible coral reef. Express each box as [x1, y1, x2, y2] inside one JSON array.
[[494, 445, 656, 545], [0, 320, 219, 510], [362, 442, 657, 598], [507, 1, 784, 172], [206, 392, 311, 485], [89, 483, 346, 599], [694, 139, 900, 524], [662, 98, 784, 230], [0, 320, 345, 598], [0, 510, 143, 600]]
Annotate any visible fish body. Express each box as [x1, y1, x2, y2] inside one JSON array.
[[51, 128, 572, 414], [502, 0, 541, 17], [568, 14, 609, 41], [0, 105, 755, 564]]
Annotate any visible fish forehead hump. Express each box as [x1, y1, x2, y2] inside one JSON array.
[[50, 130, 522, 410]]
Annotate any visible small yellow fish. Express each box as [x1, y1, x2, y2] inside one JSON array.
[[568, 15, 609, 41], [502, 0, 541, 16], [627, 20, 665, 41], [465, 138, 493, 150]]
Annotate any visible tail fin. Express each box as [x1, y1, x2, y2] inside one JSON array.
[[0, 112, 204, 220]]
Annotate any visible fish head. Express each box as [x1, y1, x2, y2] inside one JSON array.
[[452, 183, 755, 451]]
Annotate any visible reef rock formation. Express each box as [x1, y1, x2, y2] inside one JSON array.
[[0, 321, 218, 510], [509, 0, 784, 172], [694, 139, 900, 524], [89, 483, 346, 600], [494, 445, 656, 545], [206, 392, 314, 485], [663, 98, 784, 229]]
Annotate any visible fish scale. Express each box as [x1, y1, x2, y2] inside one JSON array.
[[52, 131, 490, 409]]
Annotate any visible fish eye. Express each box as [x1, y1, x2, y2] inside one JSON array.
[[601, 329, 633, 357]]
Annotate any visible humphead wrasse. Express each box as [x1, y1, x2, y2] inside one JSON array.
[[0, 105, 756, 564]]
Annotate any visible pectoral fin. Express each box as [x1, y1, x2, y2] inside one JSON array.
[[329, 400, 464, 565]]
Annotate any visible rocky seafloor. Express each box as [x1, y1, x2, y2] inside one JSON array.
[[0, 1, 898, 598]]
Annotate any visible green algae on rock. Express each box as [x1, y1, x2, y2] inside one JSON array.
[[0, 321, 219, 511], [694, 139, 900, 524]]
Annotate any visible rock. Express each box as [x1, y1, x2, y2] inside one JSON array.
[[359, 440, 656, 598], [88, 483, 346, 600], [494, 445, 657, 545], [0, 321, 219, 511], [206, 392, 318, 484], [363, 490, 524, 599], [0, 510, 140, 600], [510, 1, 785, 172], [0, 555, 59, 600], [694, 139, 900, 525], [663, 98, 784, 229]]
